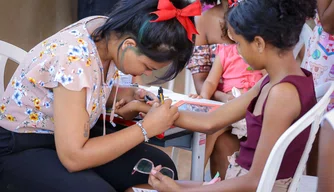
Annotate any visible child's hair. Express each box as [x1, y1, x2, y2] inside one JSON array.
[[91, 0, 195, 82], [228, 0, 316, 50]]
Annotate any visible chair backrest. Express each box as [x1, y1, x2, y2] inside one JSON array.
[[0, 40, 27, 98], [293, 23, 313, 66], [184, 69, 197, 95], [256, 81, 334, 192]]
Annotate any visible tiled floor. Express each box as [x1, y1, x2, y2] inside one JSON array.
[[155, 146, 210, 181]]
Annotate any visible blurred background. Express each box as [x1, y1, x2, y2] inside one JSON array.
[[0, 0, 187, 94], [0, 0, 192, 179]]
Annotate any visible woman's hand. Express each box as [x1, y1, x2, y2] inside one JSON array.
[[115, 100, 141, 120], [142, 99, 179, 137], [134, 88, 159, 103], [149, 166, 182, 192]]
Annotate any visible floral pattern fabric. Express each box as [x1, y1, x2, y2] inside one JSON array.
[[303, 14, 334, 111], [0, 16, 117, 134], [186, 44, 221, 74]]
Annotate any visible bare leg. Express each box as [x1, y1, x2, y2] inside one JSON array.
[[210, 130, 240, 179], [307, 131, 319, 176], [204, 129, 227, 167]]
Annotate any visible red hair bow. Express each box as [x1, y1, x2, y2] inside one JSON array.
[[150, 0, 201, 43], [228, 0, 242, 8]]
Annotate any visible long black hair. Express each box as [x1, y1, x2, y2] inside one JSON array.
[[228, 0, 316, 50], [91, 0, 195, 82]]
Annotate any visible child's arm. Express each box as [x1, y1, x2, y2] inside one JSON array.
[[318, 0, 334, 34], [200, 55, 224, 99], [174, 76, 266, 134], [168, 82, 301, 192]]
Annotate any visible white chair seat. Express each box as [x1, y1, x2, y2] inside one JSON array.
[[297, 175, 318, 192]]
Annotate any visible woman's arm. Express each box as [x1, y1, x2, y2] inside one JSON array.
[[174, 77, 264, 134], [191, 13, 210, 94], [53, 85, 177, 172], [194, 12, 209, 46], [317, 120, 334, 192], [318, 0, 334, 34], [199, 56, 223, 99]]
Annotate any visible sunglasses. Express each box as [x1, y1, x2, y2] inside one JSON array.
[[132, 158, 175, 179]]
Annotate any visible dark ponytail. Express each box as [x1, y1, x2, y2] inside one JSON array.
[[228, 0, 316, 50], [91, 0, 195, 82]]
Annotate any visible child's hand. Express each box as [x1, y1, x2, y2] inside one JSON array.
[[213, 91, 235, 103], [189, 94, 203, 99]]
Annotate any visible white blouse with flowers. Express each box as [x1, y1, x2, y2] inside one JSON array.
[[0, 16, 117, 134]]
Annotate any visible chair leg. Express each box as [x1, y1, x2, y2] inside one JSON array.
[[171, 147, 180, 166]]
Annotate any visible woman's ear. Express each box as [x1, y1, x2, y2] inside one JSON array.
[[121, 38, 137, 50], [253, 36, 266, 53]]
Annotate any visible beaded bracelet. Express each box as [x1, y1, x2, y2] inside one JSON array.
[[136, 120, 149, 142]]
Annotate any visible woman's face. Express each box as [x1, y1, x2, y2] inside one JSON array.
[[114, 39, 171, 76]]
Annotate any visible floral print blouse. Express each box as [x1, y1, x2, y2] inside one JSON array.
[[303, 14, 334, 111], [0, 16, 117, 134], [186, 44, 221, 74]]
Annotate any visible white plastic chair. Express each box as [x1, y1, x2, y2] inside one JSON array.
[[168, 69, 197, 167], [167, 70, 197, 95], [184, 69, 197, 95], [0, 40, 27, 98], [293, 23, 313, 67], [257, 81, 334, 192]]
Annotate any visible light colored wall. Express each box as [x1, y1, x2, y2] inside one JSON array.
[[0, 0, 186, 93], [0, 0, 77, 86]]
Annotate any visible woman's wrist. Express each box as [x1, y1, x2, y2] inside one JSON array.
[[141, 119, 153, 138], [136, 120, 149, 142]]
